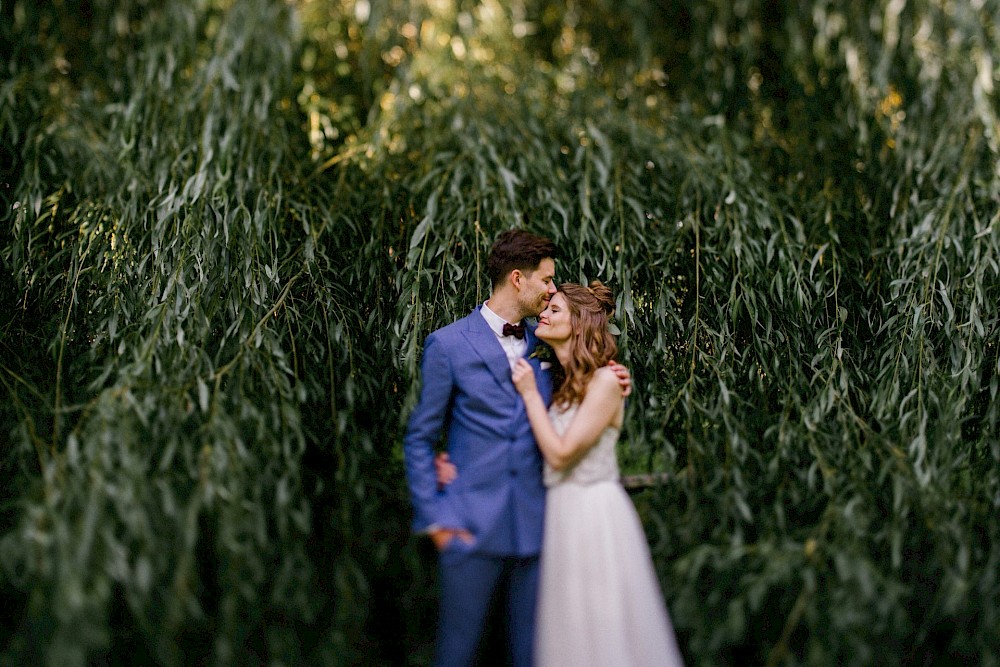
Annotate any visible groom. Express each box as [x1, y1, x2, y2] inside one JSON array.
[[403, 229, 559, 667]]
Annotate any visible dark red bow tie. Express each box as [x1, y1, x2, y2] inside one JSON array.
[[502, 322, 526, 339]]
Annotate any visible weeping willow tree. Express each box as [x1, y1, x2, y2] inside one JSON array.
[[2, 0, 999, 665]]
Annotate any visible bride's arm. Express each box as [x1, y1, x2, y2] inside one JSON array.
[[513, 362, 623, 471]]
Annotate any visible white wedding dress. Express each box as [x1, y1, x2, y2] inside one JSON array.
[[535, 404, 684, 667]]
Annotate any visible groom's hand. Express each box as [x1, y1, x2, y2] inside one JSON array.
[[608, 361, 632, 397], [429, 527, 475, 551]]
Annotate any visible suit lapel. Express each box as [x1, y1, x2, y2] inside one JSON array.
[[462, 308, 514, 390], [524, 322, 538, 357], [524, 323, 555, 405]]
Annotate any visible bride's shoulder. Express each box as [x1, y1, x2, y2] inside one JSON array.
[[593, 364, 618, 379], [590, 366, 620, 390]]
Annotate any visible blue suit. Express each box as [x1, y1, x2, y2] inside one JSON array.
[[404, 306, 553, 667]]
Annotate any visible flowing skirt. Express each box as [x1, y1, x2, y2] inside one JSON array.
[[535, 480, 684, 666]]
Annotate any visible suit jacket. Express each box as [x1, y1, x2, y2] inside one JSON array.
[[403, 306, 553, 557]]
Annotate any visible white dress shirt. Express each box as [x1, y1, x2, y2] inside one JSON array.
[[480, 302, 527, 371]]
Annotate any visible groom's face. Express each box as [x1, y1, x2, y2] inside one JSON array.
[[518, 257, 557, 317]]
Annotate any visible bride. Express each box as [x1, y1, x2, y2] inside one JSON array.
[[512, 281, 684, 667]]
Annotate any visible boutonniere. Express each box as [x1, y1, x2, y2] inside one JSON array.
[[529, 342, 555, 364]]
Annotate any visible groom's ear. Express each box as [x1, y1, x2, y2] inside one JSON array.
[[509, 269, 523, 290]]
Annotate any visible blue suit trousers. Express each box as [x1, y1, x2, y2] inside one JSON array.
[[435, 540, 540, 667]]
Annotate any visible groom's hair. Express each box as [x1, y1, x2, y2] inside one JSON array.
[[487, 230, 557, 289]]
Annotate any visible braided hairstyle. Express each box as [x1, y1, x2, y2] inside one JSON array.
[[551, 280, 618, 406]]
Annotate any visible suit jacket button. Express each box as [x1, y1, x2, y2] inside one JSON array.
[[509, 469, 518, 477]]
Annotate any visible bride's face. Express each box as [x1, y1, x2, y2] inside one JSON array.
[[535, 292, 572, 344]]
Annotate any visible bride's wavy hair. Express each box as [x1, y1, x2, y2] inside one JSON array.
[[551, 280, 618, 407]]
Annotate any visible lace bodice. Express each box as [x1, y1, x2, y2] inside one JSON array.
[[543, 404, 621, 487]]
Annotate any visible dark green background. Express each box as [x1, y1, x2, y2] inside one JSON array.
[[2, 1, 999, 664]]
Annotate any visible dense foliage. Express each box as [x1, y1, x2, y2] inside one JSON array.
[[2, 0, 999, 665]]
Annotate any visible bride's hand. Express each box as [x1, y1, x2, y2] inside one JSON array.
[[434, 452, 457, 489], [512, 359, 537, 395]]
